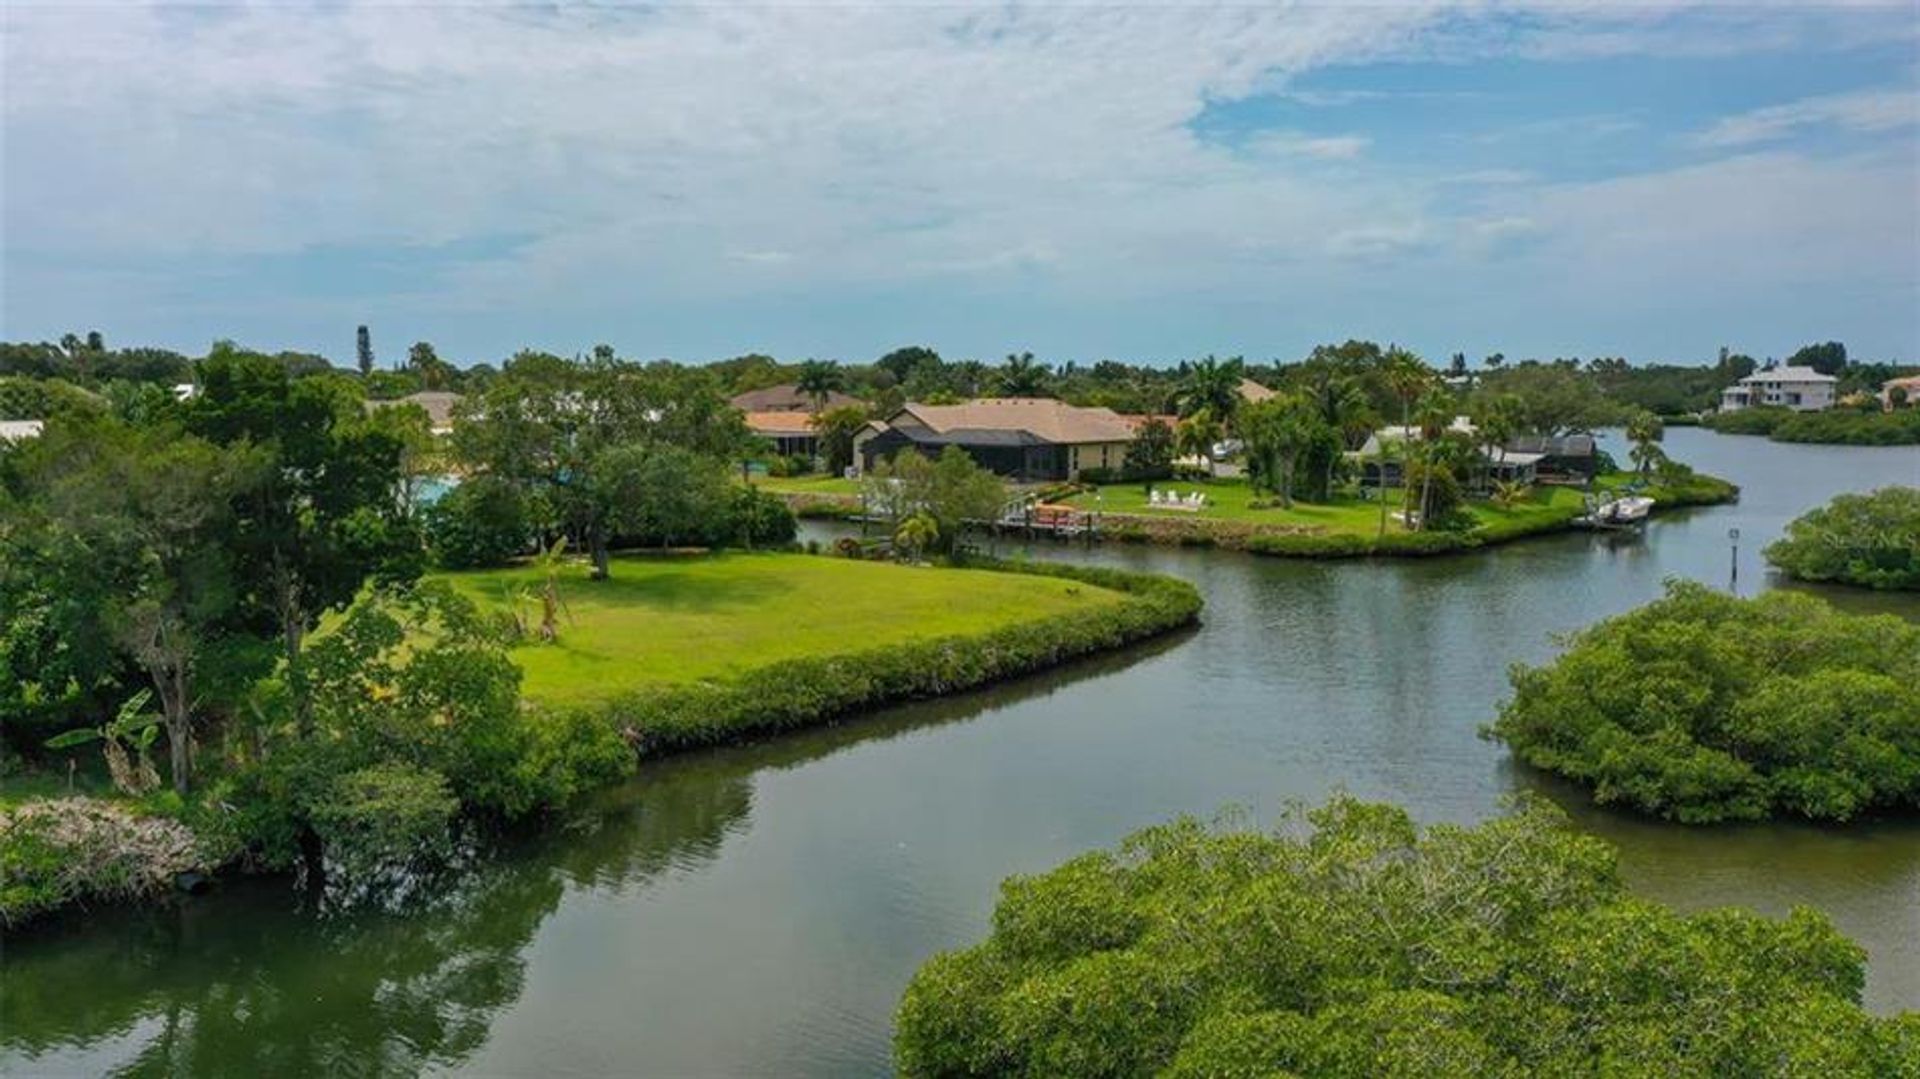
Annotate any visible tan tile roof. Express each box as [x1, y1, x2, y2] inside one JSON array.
[[898, 398, 1136, 444], [729, 384, 861, 412], [1239, 378, 1276, 402], [743, 411, 818, 436]]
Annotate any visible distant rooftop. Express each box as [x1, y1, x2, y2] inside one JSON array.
[[896, 398, 1137, 444], [1738, 366, 1836, 384]]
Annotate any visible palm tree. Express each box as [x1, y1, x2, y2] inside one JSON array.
[[1381, 348, 1435, 521], [1412, 391, 1454, 530], [1175, 408, 1222, 477], [894, 511, 939, 563], [1626, 410, 1665, 478], [795, 360, 846, 413], [1177, 354, 1246, 429], [997, 351, 1051, 397], [1471, 393, 1520, 495], [1306, 368, 1374, 499]]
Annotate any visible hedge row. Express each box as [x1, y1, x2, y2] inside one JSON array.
[[550, 559, 1202, 757]]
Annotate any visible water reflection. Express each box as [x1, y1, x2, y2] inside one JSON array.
[[0, 635, 1188, 1077]]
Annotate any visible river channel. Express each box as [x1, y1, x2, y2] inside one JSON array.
[[3, 427, 1916, 1076]]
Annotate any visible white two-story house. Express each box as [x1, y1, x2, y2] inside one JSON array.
[[1719, 366, 1837, 412]]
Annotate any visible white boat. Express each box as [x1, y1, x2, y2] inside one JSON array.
[[1593, 494, 1655, 526]]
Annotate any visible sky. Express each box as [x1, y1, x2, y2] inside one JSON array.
[[3, 2, 1917, 369]]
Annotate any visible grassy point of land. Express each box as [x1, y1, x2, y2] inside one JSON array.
[[439, 552, 1131, 706], [751, 474, 864, 498]]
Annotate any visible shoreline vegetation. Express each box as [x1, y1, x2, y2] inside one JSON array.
[[1488, 581, 1920, 824], [1, 552, 1200, 927], [1703, 405, 1920, 445], [764, 470, 1740, 558]]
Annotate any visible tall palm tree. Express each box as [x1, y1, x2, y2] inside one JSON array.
[[997, 351, 1051, 397], [1626, 410, 1665, 478], [1471, 393, 1519, 495], [795, 360, 846, 413], [1381, 348, 1435, 520], [1412, 390, 1455, 530], [1305, 368, 1374, 499], [1175, 408, 1222, 477], [1177, 354, 1246, 430]]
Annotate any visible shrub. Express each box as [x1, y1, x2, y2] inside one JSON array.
[[0, 798, 204, 925], [1766, 486, 1920, 590], [1487, 580, 1920, 822], [423, 475, 533, 569], [307, 762, 459, 881], [576, 560, 1201, 757], [718, 485, 798, 549], [894, 795, 1911, 1076]]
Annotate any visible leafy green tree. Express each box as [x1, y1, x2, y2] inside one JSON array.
[[1765, 486, 1919, 591], [861, 446, 1004, 555], [423, 475, 534, 569], [183, 343, 420, 730], [1122, 416, 1174, 481], [356, 325, 374, 377], [1489, 581, 1920, 822], [875, 345, 941, 385], [407, 341, 455, 391], [1240, 394, 1322, 507], [14, 415, 269, 792], [810, 404, 870, 474], [894, 511, 939, 562], [896, 795, 1912, 1076], [1789, 340, 1848, 376], [588, 443, 730, 568], [44, 690, 164, 796]]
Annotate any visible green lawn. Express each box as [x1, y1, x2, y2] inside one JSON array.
[[752, 474, 862, 497], [1065, 476, 1679, 538], [438, 552, 1129, 705]]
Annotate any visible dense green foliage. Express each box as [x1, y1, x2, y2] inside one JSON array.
[[565, 559, 1200, 757], [1490, 581, 1920, 823], [895, 795, 1915, 1077], [1765, 487, 1920, 590], [862, 445, 1008, 555], [1704, 405, 1920, 444]]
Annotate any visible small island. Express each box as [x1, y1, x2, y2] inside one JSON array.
[[1487, 581, 1920, 823], [1765, 486, 1920, 591]]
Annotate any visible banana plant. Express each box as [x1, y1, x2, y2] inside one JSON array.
[[45, 690, 165, 796]]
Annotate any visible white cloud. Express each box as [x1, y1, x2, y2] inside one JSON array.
[[1250, 132, 1373, 160], [0, 2, 1914, 358], [1696, 87, 1919, 147]]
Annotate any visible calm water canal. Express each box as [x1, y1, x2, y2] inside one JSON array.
[[4, 428, 1917, 1076]]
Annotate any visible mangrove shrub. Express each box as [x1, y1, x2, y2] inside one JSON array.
[[1488, 580, 1920, 822], [894, 795, 1915, 1076], [1765, 486, 1920, 591]]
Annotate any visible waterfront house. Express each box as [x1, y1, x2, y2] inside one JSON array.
[[744, 410, 821, 460], [854, 398, 1136, 481], [1353, 418, 1596, 487], [729, 384, 861, 413], [1879, 374, 1920, 410], [1719, 366, 1837, 412]]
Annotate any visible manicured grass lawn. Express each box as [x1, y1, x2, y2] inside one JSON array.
[[1065, 476, 1671, 538], [1065, 478, 1424, 535], [752, 474, 862, 497], [438, 552, 1129, 705]]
